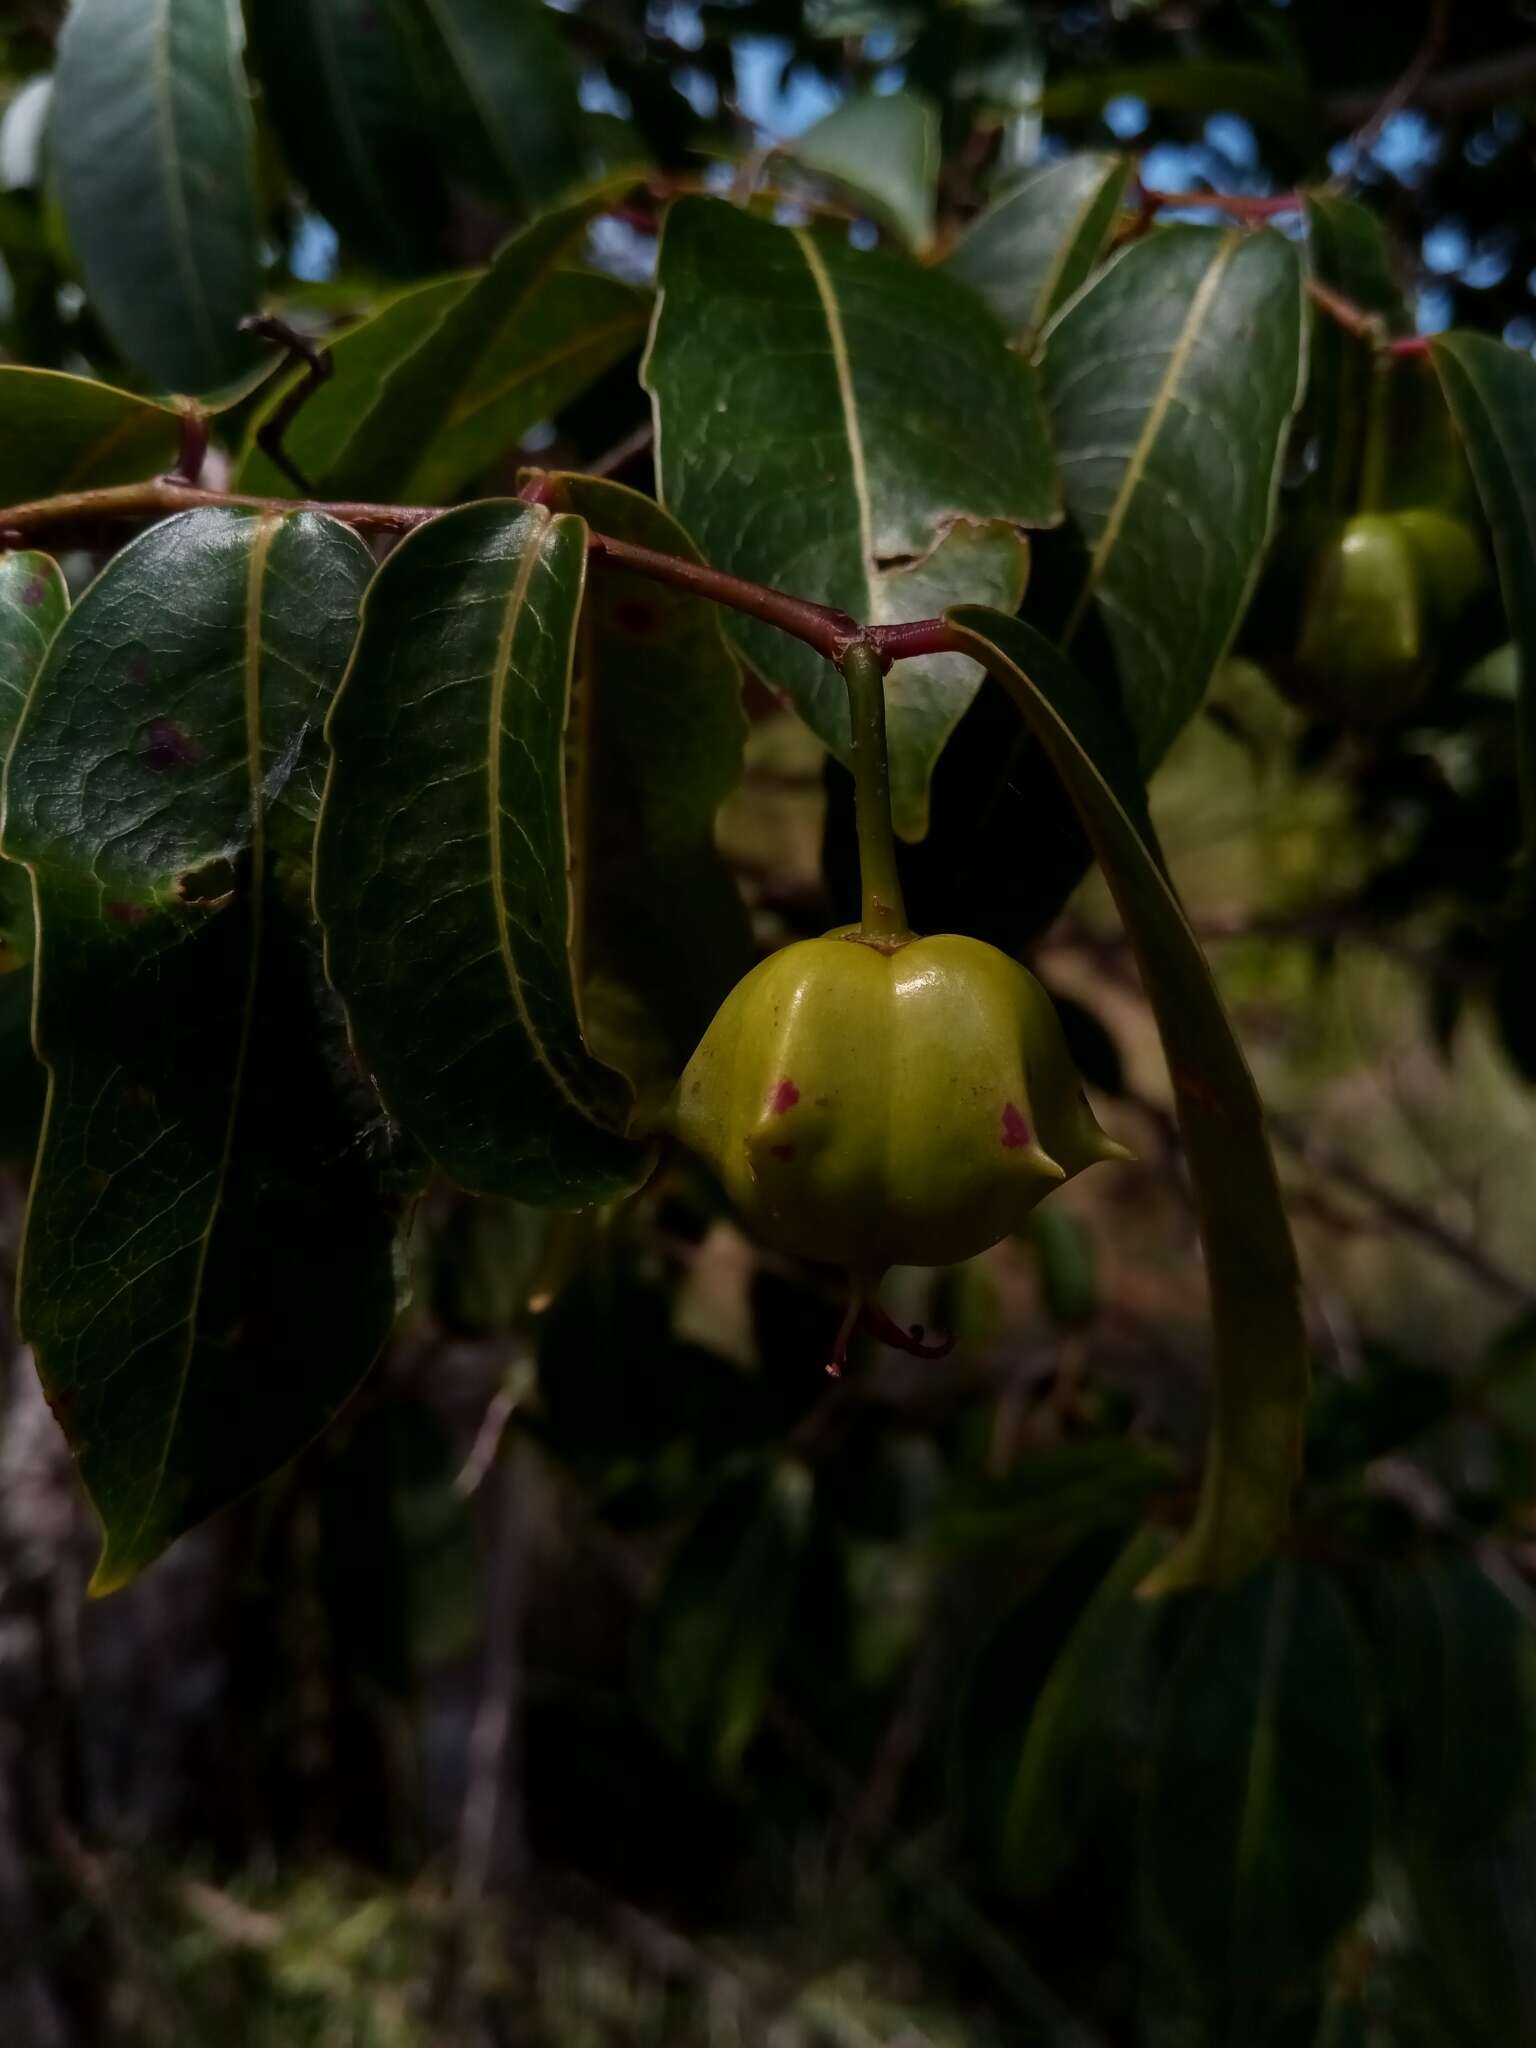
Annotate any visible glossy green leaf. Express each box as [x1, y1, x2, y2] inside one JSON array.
[[0, 550, 65, 1163], [380, 0, 591, 211], [0, 366, 181, 501], [639, 1459, 813, 1777], [780, 90, 940, 251], [1, 509, 402, 1589], [249, 0, 443, 275], [1299, 194, 1408, 520], [1432, 333, 1536, 849], [645, 195, 1054, 839], [947, 608, 1307, 1588], [998, 1525, 1173, 1895], [51, 0, 263, 393], [1040, 223, 1305, 769], [556, 474, 753, 1107], [942, 152, 1132, 343], [239, 197, 648, 503], [1379, 1557, 1536, 1853], [1405, 1791, 1536, 2047], [0, 548, 65, 733], [315, 500, 652, 1204], [1145, 1563, 1373, 2024]]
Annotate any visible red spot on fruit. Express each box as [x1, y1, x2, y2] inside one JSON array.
[[769, 1078, 800, 1115], [1000, 1102, 1032, 1150], [769, 1142, 796, 1161]]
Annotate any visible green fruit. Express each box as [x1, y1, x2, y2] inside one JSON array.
[[669, 928, 1127, 1276], [1393, 506, 1489, 628], [1289, 512, 1425, 720], [1281, 509, 1489, 724]]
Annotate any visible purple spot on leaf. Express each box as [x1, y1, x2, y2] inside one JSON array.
[[769, 1078, 800, 1115], [137, 717, 204, 772], [106, 901, 150, 925], [1001, 1103, 1033, 1150], [20, 576, 47, 609], [126, 651, 152, 687]]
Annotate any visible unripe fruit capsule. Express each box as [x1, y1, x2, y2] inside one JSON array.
[[670, 927, 1128, 1276]]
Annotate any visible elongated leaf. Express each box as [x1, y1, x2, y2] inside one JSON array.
[[0, 548, 65, 730], [1432, 334, 1536, 848], [947, 608, 1307, 1588], [780, 90, 940, 251], [316, 501, 651, 1204], [1040, 224, 1305, 768], [1405, 1790, 1536, 2047], [51, 0, 263, 393], [1145, 1563, 1373, 2025], [645, 195, 1054, 838], [0, 550, 65, 1162], [1297, 194, 1407, 521], [239, 198, 648, 503], [1376, 1557, 1536, 1853], [0, 366, 181, 502], [557, 475, 752, 1106], [2, 509, 401, 1589], [639, 1460, 813, 1777], [942, 152, 1132, 343], [381, 0, 590, 211], [249, 0, 443, 275], [999, 1525, 1173, 1895]]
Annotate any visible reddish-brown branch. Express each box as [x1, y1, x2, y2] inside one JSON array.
[[0, 476, 952, 672], [1139, 185, 1303, 220]]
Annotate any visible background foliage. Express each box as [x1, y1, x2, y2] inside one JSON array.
[[3, 1, 1536, 2043]]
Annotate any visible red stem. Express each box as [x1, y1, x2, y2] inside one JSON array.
[[1139, 185, 1303, 219]]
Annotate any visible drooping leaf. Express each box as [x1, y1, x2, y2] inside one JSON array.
[[239, 196, 648, 503], [645, 195, 1054, 839], [1299, 194, 1410, 520], [1404, 1790, 1536, 2047], [1372, 1556, 1536, 1854], [1, 509, 402, 1589], [1144, 1563, 1373, 2028], [947, 608, 1307, 1588], [0, 366, 181, 502], [997, 1525, 1174, 1896], [942, 152, 1132, 343], [1039, 223, 1305, 769], [249, 0, 445, 275], [1432, 334, 1536, 850], [556, 474, 753, 1106], [638, 1459, 813, 1777], [51, 0, 263, 393], [779, 90, 940, 251], [315, 500, 652, 1204], [0, 549, 66, 1161], [380, 0, 592, 212]]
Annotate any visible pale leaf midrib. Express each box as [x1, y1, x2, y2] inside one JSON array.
[[1028, 162, 1120, 338], [127, 514, 279, 1559], [485, 514, 608, 1128], [151, 0, 218, 361], [793, 227, 876, 605], [1061, 233, 1240, 648]]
